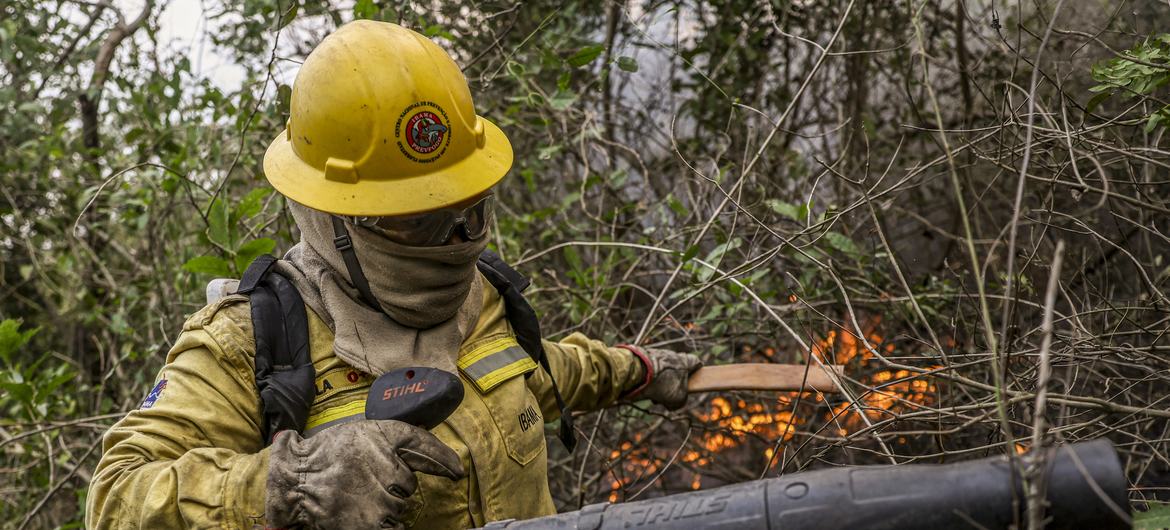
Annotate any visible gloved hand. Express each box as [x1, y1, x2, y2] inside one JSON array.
[[619, 345, 703, 410], [266, 419, 465, 530]]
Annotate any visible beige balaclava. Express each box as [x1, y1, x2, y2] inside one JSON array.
[[275, 201, 486, 375]]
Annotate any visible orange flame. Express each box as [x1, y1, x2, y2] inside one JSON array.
[[608, 315, 940, 499]]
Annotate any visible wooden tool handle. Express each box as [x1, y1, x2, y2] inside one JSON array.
[[687, 363, 844, 393]]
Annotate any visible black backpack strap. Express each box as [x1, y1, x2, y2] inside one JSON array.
[[478, 248, 531, 292], [477, 250, 576, 453], [238, 255, 316, 445]]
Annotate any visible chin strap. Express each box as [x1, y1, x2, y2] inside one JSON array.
[[330, 216, 383, 312]]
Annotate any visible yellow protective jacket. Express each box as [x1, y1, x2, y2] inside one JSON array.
[[86, 274, 645, 529]]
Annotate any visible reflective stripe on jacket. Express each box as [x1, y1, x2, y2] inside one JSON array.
[[86, 273, 644, 529]]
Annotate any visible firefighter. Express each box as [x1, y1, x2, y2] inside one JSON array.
[[86, 20, 701, 529]]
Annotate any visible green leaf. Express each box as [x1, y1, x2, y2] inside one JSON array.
[[798, 200, 813, 222], [17, 101, 43, 114], [548, 89, 577, 110], [536, 144, 562, 160], [423, 24, 454, 41], [1134, 504, 1170, 530], [183, 255, 232, 277], [1087, 82, 1112, 93], [234, 238, 277, 272], [583, 173, 604, 190], [705, 238, 742, 263], [353, 0, 378, 18], [125, 128, 146, 144], [206, 198, 232, 249], [766, 199, 802, 221], [0, 381, 33, 404], [1085, 92, 1111, 114], [824, 232, 860, 255], [608, 169, 628, 187], [234, 187, 272, 222], [1145, 112, 1162, 132], [567, 45, 605, 67], [697, 239, 742, 282], [39, 369, 76, 397], [668, 195, 688, 216], [0, 320, 38, 365], [520, 168, 536, 193], [505, 60, 526, 80], [681, 245, 700, 262], [560, 191, 581, 209], [277, 84, 293, 113], [563, 246, 583, 271], [278, 4, 298, 29], [617, 56, 638, 72]]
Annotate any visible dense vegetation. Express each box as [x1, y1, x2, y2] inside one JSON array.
[[2, 1, 1169, 527]]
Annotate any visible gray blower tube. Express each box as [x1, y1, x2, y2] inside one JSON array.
[[480, 439, 1129, 530]]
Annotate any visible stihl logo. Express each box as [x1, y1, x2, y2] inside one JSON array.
[[382, 379, 429, 401]]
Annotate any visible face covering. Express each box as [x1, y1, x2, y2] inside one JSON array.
[[274, 201, 487, 375]]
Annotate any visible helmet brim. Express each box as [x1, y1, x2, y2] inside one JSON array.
[[263, 116, 513, 217]]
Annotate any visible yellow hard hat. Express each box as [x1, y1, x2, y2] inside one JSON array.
[[263, 20, 513, 216]]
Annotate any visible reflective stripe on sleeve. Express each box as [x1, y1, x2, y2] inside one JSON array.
[[303, 399, 366, 438], [458, 336, 538, 393]]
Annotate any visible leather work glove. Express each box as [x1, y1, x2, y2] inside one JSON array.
[[619, 345, 704, 410], [266, 419, 465, 530]]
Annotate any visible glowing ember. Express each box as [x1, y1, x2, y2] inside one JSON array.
[[607, 315, 940, 500]]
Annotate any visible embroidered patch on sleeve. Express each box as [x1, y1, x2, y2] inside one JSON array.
[[141, 379, 167, 409]]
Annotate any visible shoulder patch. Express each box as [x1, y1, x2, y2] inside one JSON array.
[[141, 379, 167, 409]]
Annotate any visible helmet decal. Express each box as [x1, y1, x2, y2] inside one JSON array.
[[395, 102, 452, 163], [406, 112, 447, 153]]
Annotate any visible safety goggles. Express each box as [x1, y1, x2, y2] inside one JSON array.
[[351, 194, 495, 247]]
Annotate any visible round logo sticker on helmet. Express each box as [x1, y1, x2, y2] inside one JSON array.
[[405, 111, 446, 153], [395, 102, 452, 164]]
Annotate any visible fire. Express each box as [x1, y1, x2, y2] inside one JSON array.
[[806, 316, 939, 425], [607, 315, 940, 500], [693, 397, 798, 452]]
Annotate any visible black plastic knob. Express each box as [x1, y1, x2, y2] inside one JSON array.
[[365, 367, 464, 429]]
